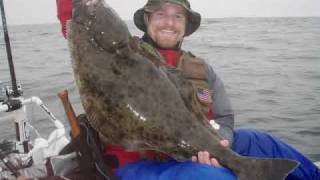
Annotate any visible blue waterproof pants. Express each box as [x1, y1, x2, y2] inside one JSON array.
[[116, 128, 320, 180], [232, 128, 320, 180]]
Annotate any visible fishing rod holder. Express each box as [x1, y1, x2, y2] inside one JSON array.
[[0, 96, 64, 128], [0, 95, 67, 154]]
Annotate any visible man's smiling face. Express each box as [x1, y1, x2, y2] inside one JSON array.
[[146, 2, 187, 48]]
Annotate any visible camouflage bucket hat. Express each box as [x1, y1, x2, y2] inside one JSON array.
[[134, 0, 201, 36]]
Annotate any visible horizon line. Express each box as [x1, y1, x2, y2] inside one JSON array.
[[4, 15, 320, 26]]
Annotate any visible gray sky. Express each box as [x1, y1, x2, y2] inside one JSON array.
[[3, 0, 320, 25]]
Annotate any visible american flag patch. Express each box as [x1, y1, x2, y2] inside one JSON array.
[[196, 88, 213, 105]]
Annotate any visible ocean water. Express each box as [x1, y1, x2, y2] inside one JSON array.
[[0, 17, 319, 161]]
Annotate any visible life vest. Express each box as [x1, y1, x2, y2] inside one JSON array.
[[176, 51, 214, 120], [139, 38, 214, 121]]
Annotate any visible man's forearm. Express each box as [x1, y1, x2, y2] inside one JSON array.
[[215, 115, 234, 144], [207, 66, 235, 144]]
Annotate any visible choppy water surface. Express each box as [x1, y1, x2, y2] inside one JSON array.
[[1, 17, 319, 161]]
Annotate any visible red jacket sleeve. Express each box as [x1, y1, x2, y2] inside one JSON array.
[[56, 0, 72, 38]]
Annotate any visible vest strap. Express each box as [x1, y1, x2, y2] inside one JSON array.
[[177, 52, 208, 80], [177, 51, 214, 121]]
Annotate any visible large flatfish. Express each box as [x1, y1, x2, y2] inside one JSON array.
[[67, 0, 299, 179]]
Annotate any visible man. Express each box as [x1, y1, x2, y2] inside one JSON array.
[[133, 0, 233, 167], [56, 0, 319, 179]]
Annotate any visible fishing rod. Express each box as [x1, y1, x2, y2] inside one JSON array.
[[0, 0, 68, 156], [0, 0, 30, 153], [0, 4, 70, 176], [0, 0, 20, 98]]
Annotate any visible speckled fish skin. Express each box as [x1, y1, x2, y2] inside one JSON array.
[[68, 0, 299, 179]]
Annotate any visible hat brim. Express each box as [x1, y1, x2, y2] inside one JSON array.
[[134, 6, 201, 36]]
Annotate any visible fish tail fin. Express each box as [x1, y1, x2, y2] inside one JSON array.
[[232, 156, 299, 180]]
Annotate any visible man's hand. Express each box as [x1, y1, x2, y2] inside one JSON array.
[[191, 139, 229, 167]]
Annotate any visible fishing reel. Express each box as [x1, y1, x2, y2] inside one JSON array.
[[0, 83, 23, 102], [4, 84, 23, 98], [0, 83, 23, 112]]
